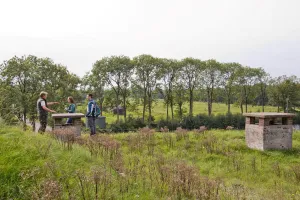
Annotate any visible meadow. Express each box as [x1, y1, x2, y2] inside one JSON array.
[[78, 100, 278, 124], [1, 125, 300, 199]]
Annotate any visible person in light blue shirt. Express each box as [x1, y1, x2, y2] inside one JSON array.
[[65, 96, 76, 124]]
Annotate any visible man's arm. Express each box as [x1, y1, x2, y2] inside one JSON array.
[[86, 102, 92, 117], [48, 102, 59, 106], [42, 106, 56, 113]]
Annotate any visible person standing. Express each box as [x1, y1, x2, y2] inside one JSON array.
[[37, 91, 59, 133], [65, 96, 76, 124], [86, 94, 96, 136]]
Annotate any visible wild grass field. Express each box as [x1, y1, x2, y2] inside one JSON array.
[[78, 100, 278, 124], [1, 125, 300, 199]]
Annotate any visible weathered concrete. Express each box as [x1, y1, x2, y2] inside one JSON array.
[[52, 113, 84, 137], [243, 112, 295, 150]]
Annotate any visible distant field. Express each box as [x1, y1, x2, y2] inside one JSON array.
[[84, 100, 278, 124], [1, 126, 300, 199]]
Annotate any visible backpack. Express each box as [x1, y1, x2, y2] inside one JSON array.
[[92, 102, 101, 117]]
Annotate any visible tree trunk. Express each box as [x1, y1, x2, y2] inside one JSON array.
[[148, 93, 152, 126], [142, 89, 147, 122], [116, 94, 120, 123], [207, 89, 210, 116], [226, 88, 231, 114], [209, 100, 212, 116], [227, 96, 231, 114], [179, 103, 183, 119], [31, 115, 36, 132], [189, 89, 193, 116], [171, 98, 174, 121], [240, 101, 244, 113], [23, 110, 27, 131], [261, 86, 265, 112], [166, 102, 169, 122], [207, 89, 213, 116], [123, 95, 126, 122], [245, 97, 248, 113], [100, 101, 103, 116], [262, 96, 265, 112], [243, 85, 250, 113]]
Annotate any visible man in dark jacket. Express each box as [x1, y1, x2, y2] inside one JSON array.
[[37, 91, 59, 133], [86, 94, 96, 136]]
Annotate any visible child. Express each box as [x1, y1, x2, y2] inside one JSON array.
[[66, 96, 76, 124]]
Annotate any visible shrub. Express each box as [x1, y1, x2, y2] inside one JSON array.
[[181, 113, 245, 130], [291, 164, 300, 183], [126, 115, 146, 129], [175, 127, 189, 141], [110, 123, 128, 133], [52, 127, 77, 150], [107, 113, 246, 133], [293, 112, 300, 125], [157, 119, 181, 131]]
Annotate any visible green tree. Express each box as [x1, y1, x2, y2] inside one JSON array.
[[93, 56, 133, 123], [0, 56, 81, 130], [221, 62, 241, 113], [0, 55, 40, 129], [173, 76, 188, 119], [201, 59, 222, 116], [268, 76, 300, 112], [133, 55, 162, 124], [235, 67, 260, 113], [160, 59, 179, 121], [256, 68, 269, 112], [82, 72, 105, 115], [38, 58, 81, 110], [180, 58, 203, 116]]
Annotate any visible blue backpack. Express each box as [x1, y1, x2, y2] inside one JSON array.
[[92, 102, 101, 117]]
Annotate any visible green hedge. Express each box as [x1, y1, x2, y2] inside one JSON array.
[[293, 112, 300, 124], [108, 113, 246, 132], [181, 113, 245, 130]]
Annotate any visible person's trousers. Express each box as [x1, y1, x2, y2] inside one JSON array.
[[38, 115, 47, 133], [87, 117, 96, 135], [66, 118, 73, 124]]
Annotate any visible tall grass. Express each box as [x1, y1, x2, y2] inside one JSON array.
[[1, 126, 300, 199]]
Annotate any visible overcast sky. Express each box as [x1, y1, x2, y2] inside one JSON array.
[[0, 0, 299, 77]]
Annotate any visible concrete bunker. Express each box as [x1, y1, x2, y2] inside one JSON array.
[[243, 112, 295, 150]]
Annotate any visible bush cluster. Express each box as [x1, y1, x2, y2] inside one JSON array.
[[108, 113, 246, 132], [109, 115, 146, 132], [181, 113, 245, 130], [293, 112, 300, 124]]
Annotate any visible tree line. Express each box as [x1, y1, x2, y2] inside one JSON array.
[[1, 54, 300, 128], [84, 55, 300, 124], [0, 55, 81, 129]]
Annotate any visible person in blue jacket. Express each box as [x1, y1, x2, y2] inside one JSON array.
[[65, 96, 76, 124], [86, 94, 96, 135]]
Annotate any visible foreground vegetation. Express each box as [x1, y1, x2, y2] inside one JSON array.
[[1, 126, 300, 199]]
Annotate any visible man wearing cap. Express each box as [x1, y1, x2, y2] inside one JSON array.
[[37, 91, 59, 133]]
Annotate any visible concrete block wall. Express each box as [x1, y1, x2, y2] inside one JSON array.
[[244, 114, 294, 151]]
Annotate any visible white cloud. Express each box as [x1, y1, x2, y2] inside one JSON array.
[[0, 0, 299, 77]]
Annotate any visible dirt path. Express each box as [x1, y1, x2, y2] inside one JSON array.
[[26, 121, 52, 132]]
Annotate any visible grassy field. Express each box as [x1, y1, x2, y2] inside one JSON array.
[[1, 125, 300, 199], [78, 100, 278, 124]]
